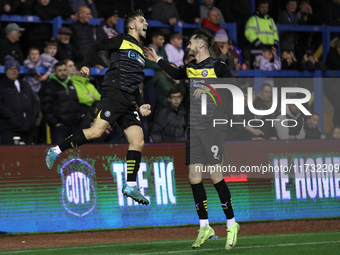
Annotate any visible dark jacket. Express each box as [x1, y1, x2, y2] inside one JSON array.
[[0, 38, 24, 65], [151, 102, 187, 142], [177, 0, 200, 24], [304, 122, 321, 139], [70, 21, 97, 60], [39, 74, 81, 127], [55, 39, 78, 62], [0, 76, 39, 133], [325, 47, 340, 70]]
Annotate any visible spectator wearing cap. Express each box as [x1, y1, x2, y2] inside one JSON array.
[[209, 29, 236, 69], [55, 27, 78, 61], [0, 56, 39, 145], [201, 9, 224, 35], [0, 23, 25, 65], [96, 10, 120, 41]]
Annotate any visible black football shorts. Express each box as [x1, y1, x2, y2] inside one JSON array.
[[186, 128, 226, 165], [97, 88, 141, 130]]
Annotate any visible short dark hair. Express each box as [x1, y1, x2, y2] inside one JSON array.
[[169, 87, 182, 97], [28, 47, 40, 55], [258, 0, 269, 6], [253, 101, 269, 110], [54, 61, 66, 70], [260, 83, 272, 91], [124, 9, 144, 33], [45, 38, 57, 47], [309, 111, 319, 118], [192, 28, 214, 49], [151, 29, 164, 39], [170, 31, 182, 41], [262, 44, 273, 51]]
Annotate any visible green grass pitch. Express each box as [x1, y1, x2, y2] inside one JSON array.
[[1, 231, 339, 255]]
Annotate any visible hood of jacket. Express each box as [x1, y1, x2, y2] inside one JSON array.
[[49, 73, 70, 94]]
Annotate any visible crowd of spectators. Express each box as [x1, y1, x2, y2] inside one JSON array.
[[1, 0, 340, 145]]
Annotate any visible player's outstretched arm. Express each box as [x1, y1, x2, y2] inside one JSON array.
[[139, 104, 151, 117], [143, 47, 187, 80]]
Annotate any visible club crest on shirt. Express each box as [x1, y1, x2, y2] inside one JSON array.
[[202, 70, 208, 77], [104, 111, 111, 117]]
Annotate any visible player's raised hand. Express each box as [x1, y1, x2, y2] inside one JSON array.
[[80, 66, 90, 77], [143, 47, 158, 62], [139, 104, 151, 116]]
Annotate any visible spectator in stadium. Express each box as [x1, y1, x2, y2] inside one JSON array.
[[217, 0, 251, 46], [253, 83, 273, 111], [275, 101, 306, 140], [325, 38, 340, 127], [0, 0, 31, 15], [0, 23, 25, 65], [55, 27, 78, 62], [299, 53, 326, 72], [243, 101, 277, 140], [150, 87, 187, 142], [0, 56, 39, 145], [68, 60, 101, 115], [177, 0, 201, 24], [318, 0, 340, 26], [40, 39, 58, 68], [298, 0, 313, 24], [209, 29, 235, 69], [304, 111, 321, 139], [151, 0, 180, 35], [23, 47, 54, 95], [164, 32, 184, 68], [245, 0, 279, 68], [70, 6, 104, 68], [281, 50, 298, 70], [153, 62, 186, 108], [30, 0, 69, 51], [39, 61, 81, 144], [331, 126, 340, 139], [200, 0, 225, 23], [277, 0, 299, 53], [145, 29, 169, 72], [138, 0, 157, 19], [201, 9, 224, 35], [97, 9, 120, 40], [69, 0, 98, 18], [254, 45, 281, 71]]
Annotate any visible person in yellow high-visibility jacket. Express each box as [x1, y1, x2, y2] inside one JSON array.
[[245, 0, 279, 67]]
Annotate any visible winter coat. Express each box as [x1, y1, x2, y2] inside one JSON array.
[[71, 74, 101, 107], [0, 76, 39, 133], [151, 102, 187, 142], [39, 74, 80, 127]]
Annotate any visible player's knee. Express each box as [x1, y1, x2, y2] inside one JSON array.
[[210, 177, 223, 184], [130, 138, 144, 151], [188, 176, 202, 184]]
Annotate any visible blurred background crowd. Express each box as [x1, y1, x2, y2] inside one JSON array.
[[1, 0, 340, 145]]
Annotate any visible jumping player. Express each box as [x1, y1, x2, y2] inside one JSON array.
[[45, 10, 151, 205], [144, 29, 240, 250]]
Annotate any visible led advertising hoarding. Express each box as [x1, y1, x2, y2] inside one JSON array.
[[1, 141, 339, 233]]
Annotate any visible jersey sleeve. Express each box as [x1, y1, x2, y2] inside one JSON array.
[[214, 60, 233, 78], [82, 35, 123, 67], [157, 59, 188, 79]]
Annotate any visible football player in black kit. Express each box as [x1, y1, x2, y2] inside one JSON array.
[[144, 28, 240, 249], [45, 10, 151, 205]]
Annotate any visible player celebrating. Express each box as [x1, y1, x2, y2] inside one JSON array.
[[45, 10, 151, 205], [144, 29, 240, 250]]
